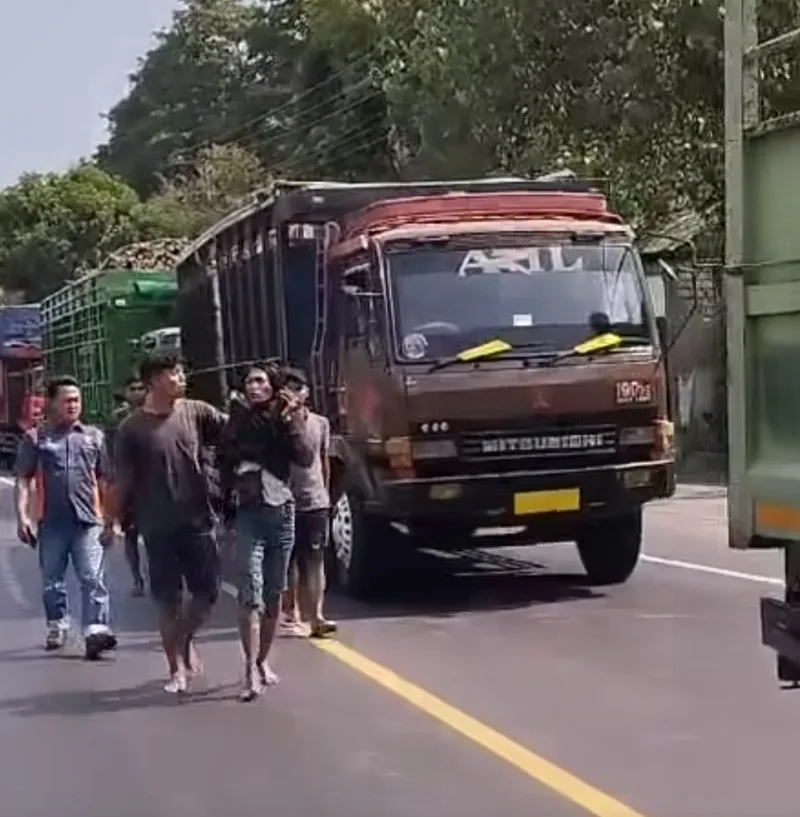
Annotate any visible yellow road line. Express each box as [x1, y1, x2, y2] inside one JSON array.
[[312, 638, 649, 817]]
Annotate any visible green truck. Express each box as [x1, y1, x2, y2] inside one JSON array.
[[725, 0, 800, 683], [41, 267, 177, 425]]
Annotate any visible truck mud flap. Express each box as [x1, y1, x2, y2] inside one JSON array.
[[760, 597, 800, 685]]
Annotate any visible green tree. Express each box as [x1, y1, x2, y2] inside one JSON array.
[[332, 0, 724, 224], [0, 165, 193, 300], [143, 142, 268, 235], [0, 166, 147, 298], [97, 0, 293, 194]]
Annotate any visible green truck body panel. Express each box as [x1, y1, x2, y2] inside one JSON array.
[[41, 268, 177, 426], [725, 0, 800, 548]]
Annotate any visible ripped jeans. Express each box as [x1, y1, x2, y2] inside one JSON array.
[[38, 520, 111, 636]]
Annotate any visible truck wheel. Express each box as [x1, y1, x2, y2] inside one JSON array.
[[576, 508, 643, 586], [329, 489, 408, 600]]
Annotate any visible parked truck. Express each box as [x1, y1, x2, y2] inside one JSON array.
[[176, 177, 678, 599], [725, 0, 800, 684], [0, 305, 44, 466], [41, 267, 177, 426]]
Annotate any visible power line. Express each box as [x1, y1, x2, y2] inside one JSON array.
[[170, 13, 420, 161]]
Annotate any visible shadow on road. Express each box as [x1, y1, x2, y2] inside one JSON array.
[[326, 546, 604, 622], [0, 678, 239, 717]]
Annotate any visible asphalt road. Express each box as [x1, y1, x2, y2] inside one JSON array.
[[0, 481, 795, 817]]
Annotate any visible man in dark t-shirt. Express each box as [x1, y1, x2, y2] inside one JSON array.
[[114, 352, 227, 694]]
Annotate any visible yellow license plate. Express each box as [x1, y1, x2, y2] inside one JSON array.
[[513, 489, 580, 515]]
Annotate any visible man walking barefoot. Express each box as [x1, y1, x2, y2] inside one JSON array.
[[114, 352, 227, 693], [219, 363, 312, 701], [286, 371, 337, 638], [14, 376, 117, 660]]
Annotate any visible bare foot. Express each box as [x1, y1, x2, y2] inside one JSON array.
[[256, 661, 279, 686], [183, 643, 204, 676], [164, 672, 187, 694], [238, 671, 261, 702]]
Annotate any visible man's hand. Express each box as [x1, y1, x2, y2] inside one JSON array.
[[16, 517, 36, 548], [99, 523, 116, 549], [278, 388, 304, 420]]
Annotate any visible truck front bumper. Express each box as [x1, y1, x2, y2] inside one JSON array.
[[365, 459, 675, 532]]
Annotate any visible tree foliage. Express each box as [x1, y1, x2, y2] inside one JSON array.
[[96, 0, 731, 226], [0, 166, 145, 299], [8, 0, 800, 298], [141, 143, 268, 237]]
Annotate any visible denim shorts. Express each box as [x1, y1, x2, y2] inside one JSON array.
[[234, 501, 295, 612]]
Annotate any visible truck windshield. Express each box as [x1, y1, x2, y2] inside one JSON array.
[[386, 241, 653, 361]]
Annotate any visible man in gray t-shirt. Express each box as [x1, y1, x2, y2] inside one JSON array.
[[283, 395, 337, 638]]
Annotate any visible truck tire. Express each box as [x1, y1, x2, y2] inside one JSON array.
[[576, 508, 643, 586], [329, 488, 409, 600]]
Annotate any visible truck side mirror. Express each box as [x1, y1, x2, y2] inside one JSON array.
[[655, 262, 699, 363], [657, 258, 678, 283], [655, 315, 669, 349], [638, 231, 701, 359]]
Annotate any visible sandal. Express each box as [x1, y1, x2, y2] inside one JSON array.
[[310, 619, 338, 639]]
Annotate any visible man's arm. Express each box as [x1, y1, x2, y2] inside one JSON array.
[[92, 428, 115, 526], [13, 432, 38, 542], [112, 422, 137, 526], [320, 417, 331, 489], [284, 413, 315, 468], [195, 400, 229, 446]]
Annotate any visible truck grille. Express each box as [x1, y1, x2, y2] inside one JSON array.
[[459, 426, 618, 461]]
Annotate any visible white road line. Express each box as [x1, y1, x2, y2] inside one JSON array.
[[0, 475, 14, 486], [641, 554, 783, 586]]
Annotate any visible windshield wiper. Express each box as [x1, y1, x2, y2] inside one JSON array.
[[538, 333, 652, 367], [426, 339, 548, 373]]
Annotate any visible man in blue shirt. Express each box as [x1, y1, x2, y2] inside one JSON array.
[[14, 375, 117, 660]]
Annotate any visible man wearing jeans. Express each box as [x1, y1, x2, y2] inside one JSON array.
[[218, 363, 312, 701], [13, 376, 117, 660]]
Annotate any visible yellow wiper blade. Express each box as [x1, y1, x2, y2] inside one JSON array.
[[427, 338, 512, 373], [570, 332, 622, 356], [455, 338, 512, 362]]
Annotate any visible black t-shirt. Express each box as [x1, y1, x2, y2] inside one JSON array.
[[114, 399, 227, 535]]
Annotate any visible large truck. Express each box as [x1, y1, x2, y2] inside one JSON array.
[[725, 0, 800, 684], [0, 305, 44, 466], [41, 267, 177, 425], [176, 178, 678, 599]]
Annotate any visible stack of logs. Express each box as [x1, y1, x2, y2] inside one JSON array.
[[99, 238, 192, 271]]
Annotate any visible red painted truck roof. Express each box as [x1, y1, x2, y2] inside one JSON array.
[[340, 191, 622, 242]]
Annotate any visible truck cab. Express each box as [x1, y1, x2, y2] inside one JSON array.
[[326, 190, 676, 595], [174, 176, 677, 600]]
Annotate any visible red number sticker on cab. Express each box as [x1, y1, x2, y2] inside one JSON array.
[[615, 379, 652, 405]]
